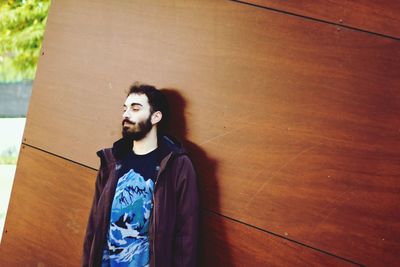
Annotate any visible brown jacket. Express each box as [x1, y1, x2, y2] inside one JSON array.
[[82, 135, 199, 267]]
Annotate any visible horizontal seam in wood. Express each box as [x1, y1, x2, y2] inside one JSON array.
[[202, 208, 366, 266], [230, 0, 400, 41], [22, 143, 365, 266], [22, 142, 98, 171]]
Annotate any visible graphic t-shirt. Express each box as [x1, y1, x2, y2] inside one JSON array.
[[102, 148, 160, 267]]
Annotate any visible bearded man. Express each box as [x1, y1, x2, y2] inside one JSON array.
[[82, 82, 199, 267]]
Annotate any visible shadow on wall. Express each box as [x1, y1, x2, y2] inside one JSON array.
[[161, 88, 233, 266]]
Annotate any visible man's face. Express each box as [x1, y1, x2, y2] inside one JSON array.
[[122, 93, 153, 140]]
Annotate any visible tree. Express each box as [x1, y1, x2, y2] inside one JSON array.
[[0, 0, 50, 82]]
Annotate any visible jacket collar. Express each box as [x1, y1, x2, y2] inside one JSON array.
[[110, 134, 186, 162]]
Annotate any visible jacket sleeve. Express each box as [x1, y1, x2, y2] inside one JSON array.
[[173, 155, 199, 267], [82, 155, 107, 267]]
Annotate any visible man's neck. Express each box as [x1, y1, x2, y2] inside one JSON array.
[[133, 128, 158, 155]]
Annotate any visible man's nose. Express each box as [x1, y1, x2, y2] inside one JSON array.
[[122, 109, 129, 119]]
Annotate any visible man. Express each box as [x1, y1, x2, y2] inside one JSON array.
[[82, 83, 199, 267]]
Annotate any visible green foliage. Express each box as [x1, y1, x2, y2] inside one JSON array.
[[0, 155, 17, 164], [0, 0, 50, 82]]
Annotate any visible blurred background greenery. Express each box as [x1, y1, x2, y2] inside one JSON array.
[[0, 0, 50, 162], [0, 0, 50, 242], [0, 0, 50, 82]]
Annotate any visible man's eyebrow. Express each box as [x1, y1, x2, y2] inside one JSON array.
[[123, 103, 143, 107]]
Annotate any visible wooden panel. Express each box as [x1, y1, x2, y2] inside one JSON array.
[[0, 145, 95, 266], [199, 211, 358, 266], [0, 142, 358, 267], [201, 138, 400, 266], [21, 0, 400, 266], [0, 146, 358, 267], [240, 0, 400, 38]]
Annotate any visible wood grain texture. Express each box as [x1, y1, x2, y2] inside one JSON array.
[[199, 211, 358, 267], [18, 0, 400, 266], [239, 0, 400, 39], [0, 145, 95, 266]]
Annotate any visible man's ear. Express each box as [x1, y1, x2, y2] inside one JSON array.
[[151, 111, 162, 125]]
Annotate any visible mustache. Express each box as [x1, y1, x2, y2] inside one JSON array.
[[122, 119, 135, 126]]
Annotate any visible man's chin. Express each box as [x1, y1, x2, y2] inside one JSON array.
[[122, 130, 147, 141], [122, 130, 133, 139]]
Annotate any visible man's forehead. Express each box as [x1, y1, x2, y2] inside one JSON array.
[[124, 93, 149, 106]]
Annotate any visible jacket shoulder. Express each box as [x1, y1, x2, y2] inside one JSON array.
[[172, 153, 196, 179], [96, 147, 115, 167]]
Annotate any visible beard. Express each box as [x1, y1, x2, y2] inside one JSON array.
[[121, 115, 153, 141]]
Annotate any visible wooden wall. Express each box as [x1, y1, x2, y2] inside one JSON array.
[[1, 0, 399, 266]]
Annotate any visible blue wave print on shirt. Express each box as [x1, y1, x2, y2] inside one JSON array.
[[102, 169, 154, 267]]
